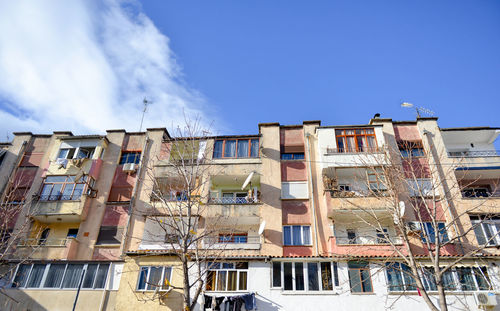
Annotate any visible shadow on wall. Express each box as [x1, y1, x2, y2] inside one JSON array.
[[0, 289, 47, 311]]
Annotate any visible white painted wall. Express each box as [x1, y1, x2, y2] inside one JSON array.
[[195, 261, 500, 311]]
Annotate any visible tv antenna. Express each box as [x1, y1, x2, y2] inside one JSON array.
[[139, 98, 152, 132], [401, 102, 434, 118]]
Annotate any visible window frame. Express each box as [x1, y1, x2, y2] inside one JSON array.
[[39, 175, 91, 201], [218, 233, 248, 244], [205, 262, 248, 292], [212, 138, 259, 159], [348, 262, 373, 293], [272, 261, 339, 292], [280, 153, 305, 160], [119, 151, 141, 165], [335, 128, 378, 153], [11, 262, 110, 290], [470, 216, 500, 246], [421, 222, 449, 244], [136, 266, 172, 291], [283, 225, 312, 246]]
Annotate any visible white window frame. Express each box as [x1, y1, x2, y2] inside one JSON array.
[[272, 261, 339, 292], [471, 217, 500, 246], [136, 266, 172, 291], [11, 262, 110, 290], [205, 262, 248, 292], [283, 225, 311, 246]]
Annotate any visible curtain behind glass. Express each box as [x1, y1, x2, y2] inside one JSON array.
[[213, 141, 223, 158], [27, 264, 45, 288], [147, 267, 162, 290], [295, 263, 304, 290], [302, 226, 311, 245], [320, 262, 333, 290], [250, 139, 259, 157], [44, 264, 66, 288], [283, 226, 291, 245], [227, 271, 237, 291], [224, 140, 236, 157], [307, 263, 319, 291], [457, 267, 476, 291], [94, 264, 109, 289], [237, 140, 249, 158], [385, 263, 403, 291], [238, 271, 247, 290], [13, 264, 31, 288], [292, 226, 302, 245], [62, 264, 84, 288], [82, 264, 98, 288]]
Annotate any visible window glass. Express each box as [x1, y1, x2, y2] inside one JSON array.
[[119, 151, 141, 164], [94, 264, 109, 289], [473, 267, 490, 290], [237, 140, 249, 158], [295, 263, 305, 291], [137, 267, 148, 290], [348, 262, 372, 293], [213, 140, 223, 158], [272, 262, 281, 287], [283, 262, 293, 290], [82, 264, 98, 288], [12, 264, 31, 288], [302, 226, 311, 245], [442, 270, 456, 290], [292, 225, 302, 245], [27, 264, 46, 288], [147, 267, 162, 290], [238, 271, 247, 290], [386, 263, 404, 291], [307, 263, 319, 291], [401, 264, 416, 290], [62, 264, 84, 288], [216, 271, 227, 291], [227, 271, 237, 291], [224, 140, 236, 157], [44, 264, 66, 288], [283, 226, 291, 245], [320, 262, 333, 290], [250, 139, 259, 157], [457, 267, 476, 291]]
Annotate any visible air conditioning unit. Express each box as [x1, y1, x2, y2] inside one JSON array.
[[474, 292, 497, 307], [123, 163, 137, 173], [407, 221, 422, 232]]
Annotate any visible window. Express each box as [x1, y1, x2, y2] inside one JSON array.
[[273, 261, 338, 291], [407, 179, 434, 197], [66, 228, 78, 238], [213, 139, 259, 159], [39, 175, 90, 201], [205, 262, 248, 292], [57, 146, 96, 160], [470, 216, 500, 246], [119, 151, 141, 164], [218, 233, 248, 243], [462, 187, 491, 198], [335, 128, 377, 153], [421, 222, 449, 244], [283, 225, 311, 246], [376, 228, 389, 244], [11, 263, 109, 289], [96, 226, 123, 245], [420, 266, 491, 292], [348, 262, 372, 293], [385, 263, 416, 291], [281, 153, 305, 160], [399, 141, 425, 158], [38, 228, 50, 245], [137, 266, 172, 291], [347, 229, 357, 244], [367, 168, 387, 192], [281, 181, 309, 199]]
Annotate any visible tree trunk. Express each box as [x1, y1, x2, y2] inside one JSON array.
[[183, 255, 191, 311], [436, 282, 448, 311]]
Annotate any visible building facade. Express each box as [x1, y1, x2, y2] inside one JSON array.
[[0, 116, 499, 311]]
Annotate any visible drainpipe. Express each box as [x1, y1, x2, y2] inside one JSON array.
[[119, 137, 150, 257], [305, 133, 320, 256]]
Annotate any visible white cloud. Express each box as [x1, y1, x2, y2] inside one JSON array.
[[0, 0, 214, 137]]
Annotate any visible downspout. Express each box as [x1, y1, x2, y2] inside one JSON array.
[[119, 136, 150, 257], [305, 133, 320, 256]]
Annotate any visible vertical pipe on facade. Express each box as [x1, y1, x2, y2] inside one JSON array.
[[119, 136, 150, 257], [305, 133, 320, 256]]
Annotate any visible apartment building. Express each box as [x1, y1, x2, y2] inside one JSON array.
[[0, 116, 499, 311]]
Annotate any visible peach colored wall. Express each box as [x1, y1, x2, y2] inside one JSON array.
[[281, 161, 307, 181], [402, 158, 431, 178], [102, 205, 129, 226], [416, 200, 446, 222], [108, 167, 136, 201], [122, 134, 144, 151], [282, 200, 311, 224], [280, 128, 304, 151], [393, 124, 422, 141], [92, 247, 122, 260]]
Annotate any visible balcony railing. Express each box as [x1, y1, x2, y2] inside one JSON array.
[[208, 197, 260, 204], [448, 150, 500, 158], [203, 235, 261, 245], [325, 147, 381, 154], [39, 194, 82, 201], [335, 235, 402, 245], [17, 237, 72, 247], [327, 189, 389, 198]]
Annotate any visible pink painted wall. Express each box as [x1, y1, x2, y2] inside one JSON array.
[[108, 166, 136, 201], [280, 128, 304, 152], [92, 247, 121, 260], [283, 246, 313, 257], [393, 125, 422, 141], [101, 205, 128, 226], [122, 134, 144, 151], [281, 161, 307, 181], [282, 200, 311, 224]]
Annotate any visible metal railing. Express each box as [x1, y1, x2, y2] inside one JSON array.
[[335, 235, 402, 245], [325, 147, 381, 154], [39, 194, 82, 201], [208, 197, 260, 204], [17, 237, 73, 247], [328, 189, 390, 198], [203, 235, 261, 245], [448, 150, 500, 158]]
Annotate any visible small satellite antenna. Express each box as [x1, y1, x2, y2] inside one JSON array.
[[258, 220, 266, 235], [400, 102, 435, 118], [241, 171, 255, 190], [139, 97, 152, 132]]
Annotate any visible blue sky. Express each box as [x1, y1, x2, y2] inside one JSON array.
[[0, 0, 499, 138]]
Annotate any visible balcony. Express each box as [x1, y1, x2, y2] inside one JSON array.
[[334, 235, 403, 245], [325, 146, 382, 154], [202, 235, 261, 250], [31, 195, 90, 223], [207, 197, 260, 204], [16, 237, 79, 260], [448, 150, 500, 158]]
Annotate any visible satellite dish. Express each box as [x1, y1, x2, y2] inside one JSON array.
[[258, 220, 266, 235], [241, 171, 255, 190], [401, 102, 414, 108], [398, 201, 406, 218]]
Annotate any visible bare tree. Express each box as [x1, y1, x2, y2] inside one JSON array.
[[136, 117, 245, 310], [324, 139, 499, 311]]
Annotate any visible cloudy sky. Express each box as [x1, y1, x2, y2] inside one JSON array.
[[1, 0, 499, 140], [0, 0, 215, 138]]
